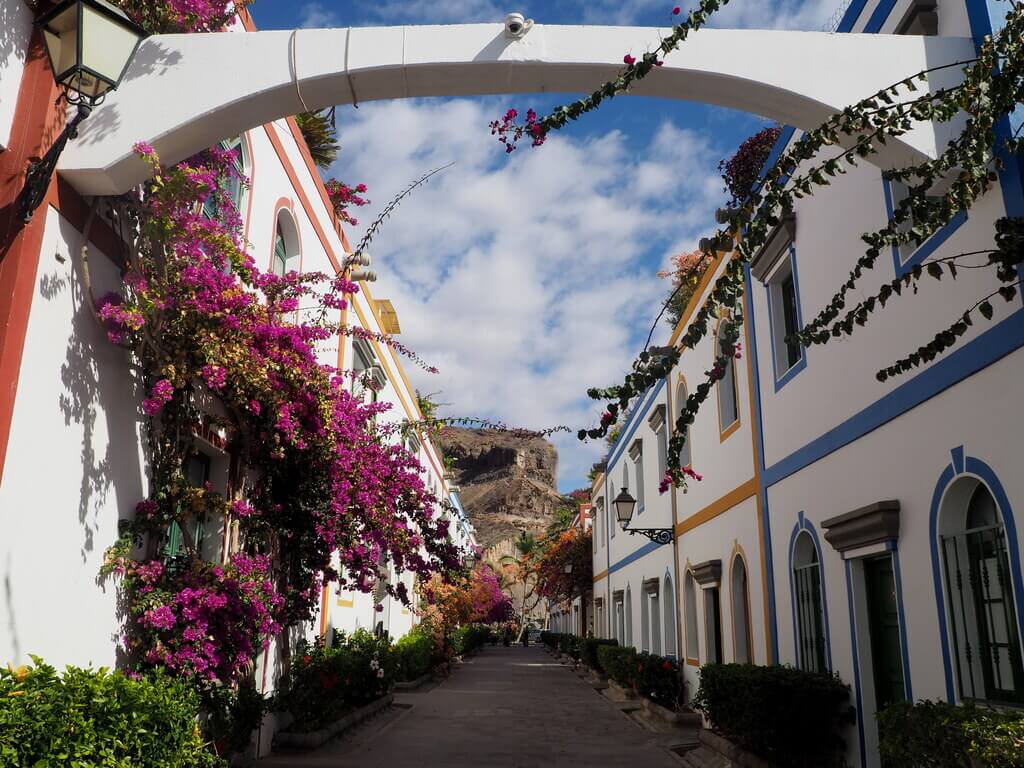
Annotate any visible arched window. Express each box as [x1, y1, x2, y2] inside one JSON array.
[[940, 480, 1024, 703], [731, 555, 752, 664], [676, 381, 692, 469], [272, 209, 300, 276], [664, 574, 678, 659], [625, 586, 633, 647], [203, 135, 250, 223], [640, 584, 649, 651], [716, 321, 740, 433], [793, 531, 827, 673], [685, 571, 699, 660]]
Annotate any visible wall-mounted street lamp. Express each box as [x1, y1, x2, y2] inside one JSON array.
[[614, 488, 673, 546], [20, 0, 147, 222]]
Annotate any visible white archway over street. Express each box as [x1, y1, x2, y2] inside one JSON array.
[[61, 22, 976, 196]]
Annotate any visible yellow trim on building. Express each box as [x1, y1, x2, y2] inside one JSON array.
[[675, 477, 758, 536], [593, 569, 609, 583]]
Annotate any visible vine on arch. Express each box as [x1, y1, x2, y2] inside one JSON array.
[[496, 1, 1024, 489]]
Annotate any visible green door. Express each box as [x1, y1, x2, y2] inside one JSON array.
[[865, 557, 905, 710]]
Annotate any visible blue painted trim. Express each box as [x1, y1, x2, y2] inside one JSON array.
[[952, 446, 965, 475], [836, 0, 870, 32], [745, 266, 779, 662], [764, 307, 1024, 488], [764, 245, 808, 392], [881, 179, 970, 277], [864, 0, 898, 32], [609, 540, 662, 575], [788, 512, 833, 671], [845, 560, 867, 768], [964, 0, 1024, 221], [928, 462, 959, 703], [605, 379, 666, 471], [928, 450, 1024, 704], [891, 546, 914, 701]]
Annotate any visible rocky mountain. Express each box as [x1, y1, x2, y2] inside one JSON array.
[[439, 427, 563, 550]]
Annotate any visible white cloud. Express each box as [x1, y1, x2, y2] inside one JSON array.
[[298, 2, 342, 28], [329, 98, 726, 489], [340, 0, 840, 31]]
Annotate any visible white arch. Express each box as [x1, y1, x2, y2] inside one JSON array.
[[61, 23, 976, 195]]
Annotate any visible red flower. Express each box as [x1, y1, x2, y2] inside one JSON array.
[[661, 660, 672, 671], [623, 54, 636, 66], [672, 6, 681, 14], [302, 655, 311, 665]]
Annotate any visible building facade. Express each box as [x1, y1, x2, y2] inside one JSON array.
[[583, 3, 1024, 768], [0, 2, 469, 757]]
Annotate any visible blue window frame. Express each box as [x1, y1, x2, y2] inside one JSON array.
[[882, 179, 968, 277], [764, 245, 807, 391]]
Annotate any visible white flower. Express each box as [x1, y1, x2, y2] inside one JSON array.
[[370, 659, 380, 671], [377, 668, 384, 678]]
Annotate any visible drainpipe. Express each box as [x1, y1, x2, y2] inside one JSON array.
[[665, 374, 686, 691]]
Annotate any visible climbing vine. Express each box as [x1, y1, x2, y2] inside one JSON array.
[[497, 0, 1024, 489], [99, 144, 464, 697]]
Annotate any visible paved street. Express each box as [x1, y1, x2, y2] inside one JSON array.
[[263, 645, 681, 767]]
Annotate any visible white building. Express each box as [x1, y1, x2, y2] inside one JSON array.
[[586, 3, 1024, 768], [0, 2, 466, 755]]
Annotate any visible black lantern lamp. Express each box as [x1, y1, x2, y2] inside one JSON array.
[[20, 0, 147, 222], [613, 487, 673, 546]]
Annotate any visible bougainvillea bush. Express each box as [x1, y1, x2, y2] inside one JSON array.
[[657, 247, 714, 328], [417, 563, 512, 659], [535, 529, 593, 602], [93, 140, 463, 748], [113, 0, 253, 34]]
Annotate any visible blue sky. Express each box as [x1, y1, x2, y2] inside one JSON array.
[[248, 0, 840, 491]]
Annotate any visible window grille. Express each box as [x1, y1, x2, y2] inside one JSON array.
[[941, 486, 1024, 703], [794, 544, 827, 673]]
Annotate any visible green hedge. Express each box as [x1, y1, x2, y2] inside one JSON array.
[[558, 633, 581, 660], [452, 624, 492, 656], [0, 658, 222, 767], [597, 644, 638, 687], [877, 699, 1024, 768], [595, 645, 684, 708], [276, 630, 396, 732], [693, 664, 855, 767], [580, 638, 618, 670], [394, 628, 433, 682], [540, 631, 562, 649], [636, 652, 684, 709]]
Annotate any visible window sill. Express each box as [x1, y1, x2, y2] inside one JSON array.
[[720, 418, 742, 443], [773, 353, 807, 392]]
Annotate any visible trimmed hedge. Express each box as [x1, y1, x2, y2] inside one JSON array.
[[0, 658, 221, 767], [558, 633, 581, 660], [394, 627, 433, 681], [877, 699, 1024, 768], [276, 630, 396, 733], [693, 663, 855, 767], [636, 652, 683, 709], [595, 645, 683, 708], [452, 624, 492, 656], [580, 638, 618, 671]]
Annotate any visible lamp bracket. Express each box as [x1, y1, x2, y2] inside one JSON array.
[[19, 103, 91, 223], [623, 526, 673, 546]]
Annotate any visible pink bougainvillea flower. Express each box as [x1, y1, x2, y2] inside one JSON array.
[[623, 54, 636, 66]]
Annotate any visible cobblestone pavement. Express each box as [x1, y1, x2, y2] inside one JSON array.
[[262, 644, 681, 767]]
